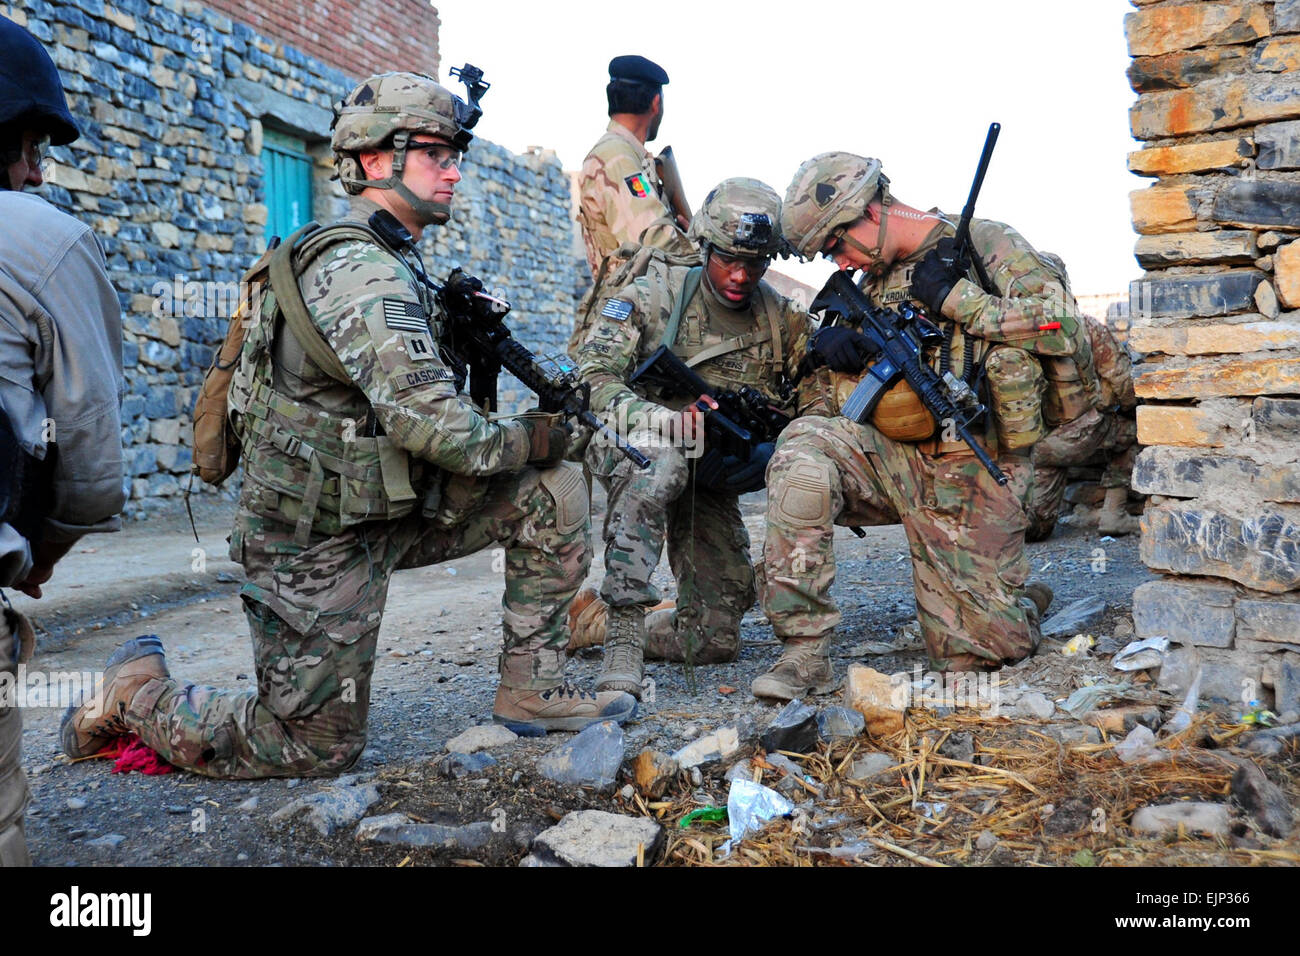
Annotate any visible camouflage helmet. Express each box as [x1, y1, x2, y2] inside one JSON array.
[[331, 72, 473, 216], [781, 152, 890, 259], [688, 177, 783, 258]]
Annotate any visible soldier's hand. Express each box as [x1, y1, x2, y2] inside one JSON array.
[[522, 416, 571, 468], [911, 238, 963, 316], [809, 326, 873, 374], [680, 394, 717, 449]]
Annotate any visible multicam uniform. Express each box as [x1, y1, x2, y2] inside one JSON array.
[[765, 216, 1090, 670], [579, 265, 808, 664], [575, 120, 694, 279], [118, 197, 591, 778], [1026, 313, 1138, 538]]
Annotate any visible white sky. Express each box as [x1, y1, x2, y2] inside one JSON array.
[[438, 0, 1141, 297]]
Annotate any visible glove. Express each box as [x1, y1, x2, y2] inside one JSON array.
[[692, 442, 775, 496], [809, 326, 874, 374], [520, 415, 571, 468], [910, 237, 963, 316]]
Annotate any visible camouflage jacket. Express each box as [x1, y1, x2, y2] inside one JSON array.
[[1084, 314, 1135, 413], [237, 197, 530, 499], [869, 215, 1088, 364], [576, 264, 811, 432], [576, 120, 694, 276]]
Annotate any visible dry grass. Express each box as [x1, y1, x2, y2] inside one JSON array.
[[656, 709, 1300, 867]]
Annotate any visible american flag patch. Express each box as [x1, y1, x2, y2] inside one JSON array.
[[383, 298, 428, 333], [601, 299, 634, 321]]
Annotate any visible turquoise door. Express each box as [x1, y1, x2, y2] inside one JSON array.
[[263, 129, 313, 243]]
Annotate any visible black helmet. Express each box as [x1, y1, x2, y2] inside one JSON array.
[[0, 15, 79, 145]]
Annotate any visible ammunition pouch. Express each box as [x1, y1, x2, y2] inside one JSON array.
[[870, 379, 936, 442], [1041, 355, 1097, 428], [984, 345, 1045, 452], [239, 378, 420, 544]]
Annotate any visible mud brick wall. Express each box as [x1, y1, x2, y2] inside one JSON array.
[[1125, 0, 1300, 711], [4, 0, 586, 516]]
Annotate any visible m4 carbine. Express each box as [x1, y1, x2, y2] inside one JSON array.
[[628, 344, 791, 459], [807, 271, 1008, 485], [439, 270, 652, 469]]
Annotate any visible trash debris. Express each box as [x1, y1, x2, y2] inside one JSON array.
[[1131, 802, 1231, 839], [1112, 636, 1170, 671], [1060, 634, 1095, 657], [1115, 724, 1158, 764], [1162, 666, 1202, 737], [1239, 700, 1278, 727], [844, 640, 899, 657], [677, 806, 727, 829], [724, 778, 794, 849], [844, 665, 905, 735], [1060, 682, 1128, 719]]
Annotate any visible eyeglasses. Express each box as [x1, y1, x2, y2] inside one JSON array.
[[821, 226, 847, 259], [711, 251, 770, 276], [22, 133, 50, 172], [408, 140, 461, 169]]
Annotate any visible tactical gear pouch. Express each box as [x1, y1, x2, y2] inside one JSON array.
[[870, 379, 936, 442], [1041, 356, 1093, 428], [984, 346, 1045, 452]]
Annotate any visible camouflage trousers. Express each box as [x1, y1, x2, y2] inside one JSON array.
[[587, 429, 755, 664], [763, 416, 1042, 671], [1027, 409, 1139, 535], [0, 615, 30, 866], [123, 463, 590, 779]]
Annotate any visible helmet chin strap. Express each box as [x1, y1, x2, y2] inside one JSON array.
[[840, 201, 890, 276], [367, 130, 451, 226]]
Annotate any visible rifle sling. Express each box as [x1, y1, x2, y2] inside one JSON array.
[[268, 222, 392, 385], [660, 275, 784, 372]]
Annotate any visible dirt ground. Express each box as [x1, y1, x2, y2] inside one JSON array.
[[8, 493, 1297, 867]]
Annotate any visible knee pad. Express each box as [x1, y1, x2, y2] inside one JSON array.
[[772, 459, 832, 527], [538, 461, 590, 536]]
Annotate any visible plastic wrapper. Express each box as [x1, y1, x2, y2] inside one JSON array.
[[726, 778, 794, 845]]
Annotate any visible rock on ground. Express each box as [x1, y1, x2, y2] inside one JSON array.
[[817, 705, 865, 741], [760, 700, 819, 753], [536, 720, 624, 789], [355, 813, 496, 850], [844, 665, 905, 736], [269, 779, 382, 837], [848, 752, 899, 780], [446, 724, 518, 754], [527, 810, 662, 867], [1041, 596, 1108, 640], [671, 725, 743, 770], [1131, 802, 1231, 838], [631, 749, 679, 798], [1230, 762, 1294, 838]]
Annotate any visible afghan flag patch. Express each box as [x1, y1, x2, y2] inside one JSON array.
[[624, 173, 653, 199]]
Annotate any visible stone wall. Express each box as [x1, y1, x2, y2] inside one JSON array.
[[4, 0, 586, 515], [1125, 0, 1300, 712]]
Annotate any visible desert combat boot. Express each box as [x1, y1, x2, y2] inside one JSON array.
[[493, 647, 637, 735], [565, 586, 676, 655], [595, 605, 645, 699], [751, 635, 837, 702], [60, 635, 169, 758]]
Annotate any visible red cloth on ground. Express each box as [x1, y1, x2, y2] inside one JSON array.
[[101, 733, 174, 775]]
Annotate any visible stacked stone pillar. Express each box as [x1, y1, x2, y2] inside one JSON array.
[[1125, 0, 1300, 712]]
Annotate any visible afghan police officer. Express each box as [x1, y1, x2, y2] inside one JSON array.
[[573, 179, 811, 697], [756, 153, 1080, 699], [0, 16, 125, 865], [574, 55, 694, 285], [62, 73, 635, 779]]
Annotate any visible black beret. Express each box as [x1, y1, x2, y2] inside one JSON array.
[[608, 55, 669, 86]]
